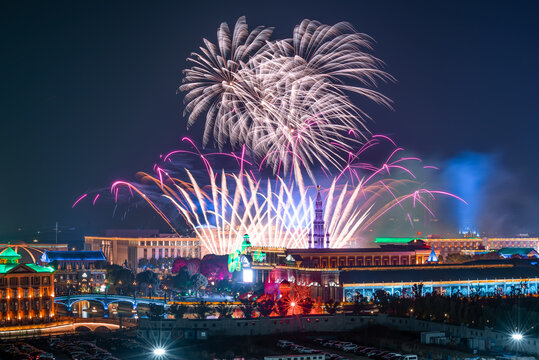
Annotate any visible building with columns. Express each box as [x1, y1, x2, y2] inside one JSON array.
[[287, 243, 434, 269], [0, 247, 56, 326], [375, 236, 539, 260], [84, 229, 201, 271]]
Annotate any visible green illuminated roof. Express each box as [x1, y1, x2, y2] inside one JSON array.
[[26, 264, 55, 273], [0, 264, 17, 273], [374, 237, 423, 243], [498, 248, 538, 256], [0, 263, 55, 274], [0, 247, 22, 260]]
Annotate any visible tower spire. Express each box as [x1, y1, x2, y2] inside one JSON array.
[[310, 186, 329, 249]]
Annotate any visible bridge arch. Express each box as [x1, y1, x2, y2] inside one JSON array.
[[94, 325, 112, 333], [70, 298, 107, 310], [75, 325, 91, 332]]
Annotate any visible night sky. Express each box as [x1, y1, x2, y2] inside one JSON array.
[[2, 1, 539, 242]]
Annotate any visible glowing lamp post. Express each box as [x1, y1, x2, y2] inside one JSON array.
[[153, 347, 166, 357]]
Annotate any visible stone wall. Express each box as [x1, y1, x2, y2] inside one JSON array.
[[138, 314, 539, 355]]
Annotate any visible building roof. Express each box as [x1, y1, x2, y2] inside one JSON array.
[[287, 244, 430, 255], [375, 237, 423, 243], [41, 250, 106, 263], [0, 247, 22, 259], [498, 248, 538, 256], [0, 263, 55, 274], [340, 263, 539, 285]]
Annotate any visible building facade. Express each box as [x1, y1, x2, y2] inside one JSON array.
[[375, 236, 539, 259], [84, 229, 201, 271], [340, 262, 539, 301], [0, 247, 55, 326], [487, 237, 539, 251], [286, 244, 434, 269], [40, 250, 107, 294]]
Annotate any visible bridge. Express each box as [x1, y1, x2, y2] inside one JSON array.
[[55, 294, 167, 317], [0, 319, 133, 339]]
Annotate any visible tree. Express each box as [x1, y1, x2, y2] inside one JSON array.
[[298, 297, 315, 315], [477, 251, 501, 260], [215, 279, 232, 293], [352, 294, 368, 315], [147, 304, 165, 320], [239, 298, 257, 319], [136, 270, 160, 296], [193, 301, 213, 319], [374, 289, 391, 312], [215, 301, 234, 319], [445, 253, 472, 264], [412, 283, 424, 298], [105, 265, 134, 294], [173, 268, 192, 291], [138, 258, 149, 269], [191, 273, 208, 292], [257, 297, 275, 317], [200, 254, 230, 281], [172, 257, 188, 273], [148, 257, 158, 268], [186, 258, 201, 275], [168, 304, 189, 319], [324, 299, 342, 315], [276, 298, 289, 317]]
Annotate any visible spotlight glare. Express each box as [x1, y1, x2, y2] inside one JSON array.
[[511, 332, 523, 341], [153, 347, 166, 356]]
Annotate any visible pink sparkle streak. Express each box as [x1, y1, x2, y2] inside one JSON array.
[[92, 194, 100, 206], [72, 194, 88, 208]]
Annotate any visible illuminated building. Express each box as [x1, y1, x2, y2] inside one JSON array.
[[375, 237, 483, 259], [84, 229, 201, 271], [286, 243, 434, 269], [487, 237, 539, 251], [497, 248, 539, 259], [425, 237, 483, 258], [40, 250, 107, 294], [375, 236, 539, 260], [341, 261, 539, 301], [0, 247, 55, 325]]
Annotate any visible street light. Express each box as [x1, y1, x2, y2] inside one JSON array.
[[511, 332, 524, 341], [153, 347, 166, 357]]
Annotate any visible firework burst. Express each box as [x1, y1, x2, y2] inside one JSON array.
[[74, 137, 464, 256], [180, 17, 392, 180]]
